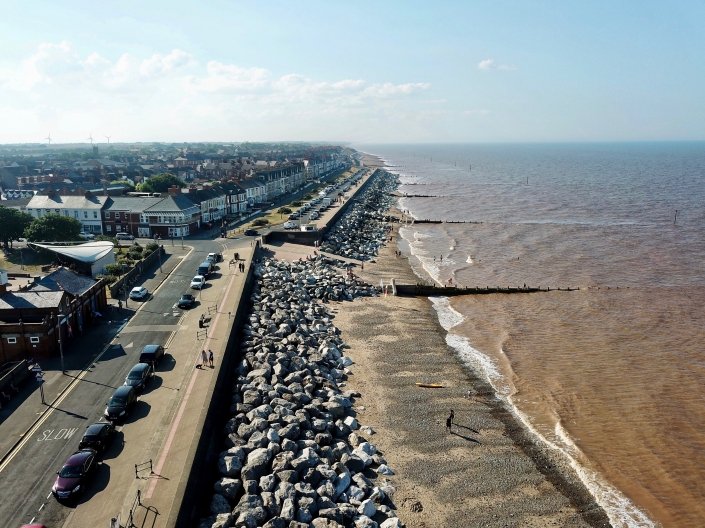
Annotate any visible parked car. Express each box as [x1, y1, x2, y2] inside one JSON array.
[[197, 261, 213, 277], [78, 422, 115, 452], [139, 344, 165, 366], [116, 232, 135, 240], [244, 229, 258, 236], [309, 211, 319, 220], [104, 385, 137, 422], [283, 221, 297, 230], [124, 362, 153, 392], [207, 252, 223, 263], [288, 213, 299, 220], [129, 286, 149, 300], [190, 275, 206, 290], [52, 448, 98, 501], [177, 293, 196, 309], [79, 232, 95, 240]]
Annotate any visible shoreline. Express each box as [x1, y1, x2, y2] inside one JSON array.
[[333, 217, 611, 527], [317, 158, 613, 526]]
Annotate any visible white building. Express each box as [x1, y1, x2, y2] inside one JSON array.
[[26, 191, 108, 235]]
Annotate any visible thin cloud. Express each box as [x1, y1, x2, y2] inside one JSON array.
[[477, 58, 516, 71]]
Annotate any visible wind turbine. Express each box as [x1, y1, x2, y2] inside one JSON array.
[[105, 135, 111, 144], [45, 133, 52, 145], [87, 133, 94, 145]]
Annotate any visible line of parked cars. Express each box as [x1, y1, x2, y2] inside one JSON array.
[[51, 344, 165, 503], [190, 252, 222, 291]]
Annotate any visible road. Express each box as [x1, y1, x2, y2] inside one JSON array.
[[0, 235, 252, 528]]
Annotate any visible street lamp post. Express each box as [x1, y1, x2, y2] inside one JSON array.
[[56, 311, 65, 373]]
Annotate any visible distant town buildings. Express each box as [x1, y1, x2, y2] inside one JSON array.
[[3, 143, 352, 238]]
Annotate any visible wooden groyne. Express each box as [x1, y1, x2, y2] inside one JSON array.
[[394, 284, 579, 297], [391, 193, 442, 198], [392, 219, 482, 224]]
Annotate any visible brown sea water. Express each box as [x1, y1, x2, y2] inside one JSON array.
[[359, 143, 705, 527]]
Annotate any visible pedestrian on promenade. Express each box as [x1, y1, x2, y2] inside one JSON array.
[[199, 349, 207, 368], [208, 349, 214, 368], [446, 409, 454, 433]]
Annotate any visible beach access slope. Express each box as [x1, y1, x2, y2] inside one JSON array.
[[320, 212, 611, 527]]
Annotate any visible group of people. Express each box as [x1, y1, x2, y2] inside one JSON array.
[[197, 349, 214, 369]]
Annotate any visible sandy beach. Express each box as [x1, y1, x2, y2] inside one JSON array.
[[339, 230, 613, 526], [270, 206, 612, 527]]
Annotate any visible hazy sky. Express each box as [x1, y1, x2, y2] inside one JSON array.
[[1, 0, 704, 144]]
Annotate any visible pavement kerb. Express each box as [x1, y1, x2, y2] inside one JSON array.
[[0, 245, 193, 475], [117, 244, 256, 528]]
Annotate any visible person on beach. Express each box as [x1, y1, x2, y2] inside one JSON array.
[[208, 349, 214, 368], [446, 410, 454, 432]]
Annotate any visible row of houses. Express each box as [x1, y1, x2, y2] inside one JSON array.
[[22, 159, 346, 238]]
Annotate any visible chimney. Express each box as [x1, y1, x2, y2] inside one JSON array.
[[168, 185, 180, 197]]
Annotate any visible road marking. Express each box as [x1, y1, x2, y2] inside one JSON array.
[[145, 263, 240, 499], [0, 340, 116, 474], [125, 341, 134, 349], [37, 428, 79, 441]]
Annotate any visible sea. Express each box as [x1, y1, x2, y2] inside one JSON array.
[[356, 142, 705, 528]]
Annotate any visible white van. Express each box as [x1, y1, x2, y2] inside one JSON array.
[[300, 224, 317, 232]]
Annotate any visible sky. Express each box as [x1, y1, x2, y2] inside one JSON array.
[[1, 0, 704, 144]]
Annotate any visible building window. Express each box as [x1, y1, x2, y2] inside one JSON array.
[[93, 211, 98, 218], [7, 337, 17, 344], [30, 336, 40, 344], [74, 211, 79, 218], [83, 211, 88, 219]]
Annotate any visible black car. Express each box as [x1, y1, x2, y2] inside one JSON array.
[[124, 362, 153, 392], [244, 229, 258, 236], [104, 385, 137, 422], [139, 344, 165, 366], [52, 448, 98, 501], [177, 293, 196, 309], [78, 422, 115, 452]]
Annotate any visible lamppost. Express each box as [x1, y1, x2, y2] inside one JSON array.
[[56, 310, 66, 373]]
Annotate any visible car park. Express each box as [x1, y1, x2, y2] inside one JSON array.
[[190, 275, 206, 290], [104, 385, 137, 422], [52, 448, 98, 501], [139, 344, 165, 366], [116, 232, 135, 240], [129, 286, 149, 300], [244, 229, 258, 236], [283, 221, 297, 230], [124, 363, 153, 392], [177, 293, 196, 309], [78, 422, 115, 452]]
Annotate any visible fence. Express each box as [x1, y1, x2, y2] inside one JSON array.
[[109, 246, 165, 298]]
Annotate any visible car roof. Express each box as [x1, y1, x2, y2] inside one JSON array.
[[130, 286, 144, 291], [65, 449, 95, 465], [192, 275, 204, 280], [181, 293, 194, 298], [142, 344, 161, 353], [128, 362, 151, 373], [112, 385, 135, 397], [85, 422, 110, 434]]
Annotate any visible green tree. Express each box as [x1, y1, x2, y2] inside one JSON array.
[[137, 173, 185, 193], [0, 206, 33, 249], [24, 214, 82, 242]]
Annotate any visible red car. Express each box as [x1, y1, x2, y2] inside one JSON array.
[[52, 448, 98, 501]]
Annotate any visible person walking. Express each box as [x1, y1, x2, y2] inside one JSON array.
[[200, 349, 207, 368], [208, 349, 214, 368], [446, 409, 455, 433]]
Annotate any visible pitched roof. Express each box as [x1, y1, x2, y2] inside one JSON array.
[[144, 194, 198, 213], [0, 290, 65, 310], [29, 266, 99, 296], [27, 194, 107, 210], [105, 196, 163, 213]]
